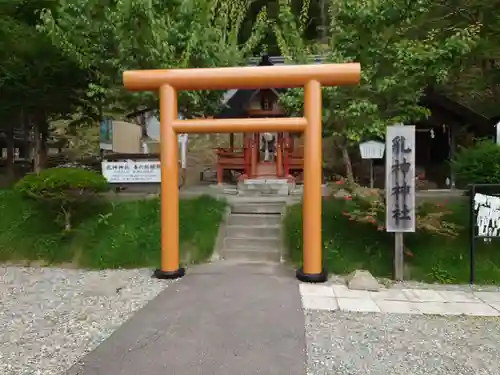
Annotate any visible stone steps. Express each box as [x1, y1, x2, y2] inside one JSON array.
[[237, 179, 293, 197], [221, 247, 281, 262], [224, 237, 281, 249], [225, 225, 280, 238], [227, 213, 281, 226], [231, 203, 283, 214], [220, 201, 285, 263]]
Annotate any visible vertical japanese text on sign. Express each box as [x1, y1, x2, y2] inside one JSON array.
[[385, 126, 416, 232]]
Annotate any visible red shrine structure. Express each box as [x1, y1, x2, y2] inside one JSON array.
[[214, 55, 306, 184]]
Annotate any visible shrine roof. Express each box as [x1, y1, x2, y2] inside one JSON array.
[[421, 87, 497, 135]]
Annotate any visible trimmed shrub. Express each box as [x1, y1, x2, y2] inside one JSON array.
[[452, 139, 500, 186], [14, 167, 109, 231]]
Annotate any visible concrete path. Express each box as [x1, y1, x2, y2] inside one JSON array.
[[300, 283, 500, 316], [66, 261, 307, 375]]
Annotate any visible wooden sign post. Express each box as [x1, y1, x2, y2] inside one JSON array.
[[385, 124, 416, 281]]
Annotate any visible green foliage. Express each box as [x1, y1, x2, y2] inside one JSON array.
[[0, 1, 88, 117], [76, 195, 226, 268], [0, 192, 226, 269], [0, 189, 72, 264], [14, 168, 109, 230], [39, 0, 269, 118], [330, 179, 461, 237], [273, 0, 480, 143], [451, 139, 500, 186], [284, 198, 500, 284], [434, 0, 500, 117]]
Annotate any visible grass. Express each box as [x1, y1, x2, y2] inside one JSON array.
[[284, 198, 500, 284], [0, 190, 226, 269]]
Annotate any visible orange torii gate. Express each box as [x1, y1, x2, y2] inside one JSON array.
[[123, 62, 361, 283]]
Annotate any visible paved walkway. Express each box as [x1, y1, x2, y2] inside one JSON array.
[[300, 283, 500, 316], [61, 263, 500, 375], [66, 262, 307, 375]]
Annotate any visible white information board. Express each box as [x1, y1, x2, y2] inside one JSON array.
[[359, 140, 385, 159], [474, 193, 500, 237], [101, 160, 161, 183], [102, 134, 188, 183]]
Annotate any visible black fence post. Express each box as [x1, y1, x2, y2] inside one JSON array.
[[469, 184, 476, 285], [468, 183, 500, 285]]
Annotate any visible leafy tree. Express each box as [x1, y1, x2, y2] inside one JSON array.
[[0, 0, 90, 174], [14, 167, 109, 231], [273, 0, 479, 182], [39, 0, 269, 119], [432, 0, 500, 117]]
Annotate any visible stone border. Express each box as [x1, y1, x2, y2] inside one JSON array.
[[279, 204, 288, 264], [300, 283, 500, 316], [210, 203, 231, 262]]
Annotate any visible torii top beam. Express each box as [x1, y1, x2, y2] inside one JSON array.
[[123, 63, 361, 91]]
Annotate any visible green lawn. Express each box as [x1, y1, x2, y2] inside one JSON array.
[[284, 198, 500, 284], [0, 190, 226, 269]]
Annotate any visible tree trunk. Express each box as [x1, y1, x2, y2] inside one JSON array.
[[32, 115, 48, 173], [40, 123, 48, 170], [5, 123, 15, 182], [33, 120, 41, 173], [319, 0, 327, 41], [22, 109, 31, 165], [340, 142, 355, 184]]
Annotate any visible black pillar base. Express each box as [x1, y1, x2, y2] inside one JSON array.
[[296, 267, 328, 283], [153, 267, 186, 280]]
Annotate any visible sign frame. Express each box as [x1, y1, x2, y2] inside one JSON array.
[[101, 160, 161, 183]]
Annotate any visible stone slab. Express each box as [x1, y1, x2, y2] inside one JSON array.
[[221, 248, 281, 262], [299, 283, 335, 297], [298, 286, 500, 317], [448, 302, 500, 316], [225, 225, 280, 239], [473, 291, 500, 303], [414, 302, 460, 315], [227, 214, 281, 226], [488, 302, 500, 312], [231, 204, 283, 214], [374, 300, 423, 314], [370, 289, 409, 301], [438, 290, 481, 303], [402, 289, 447, 302], [332, 284, 370, 299], [66, 262, 306, 375], [337, 297, 381, 313], [301, 295, 339, 311], [224, 237, 280, 249]]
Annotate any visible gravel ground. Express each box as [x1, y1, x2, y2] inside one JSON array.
[[306, 311, 500, 375], [0, 266, 173, 375]]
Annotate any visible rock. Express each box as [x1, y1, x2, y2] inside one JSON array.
[[346, 269, 381, 292]]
